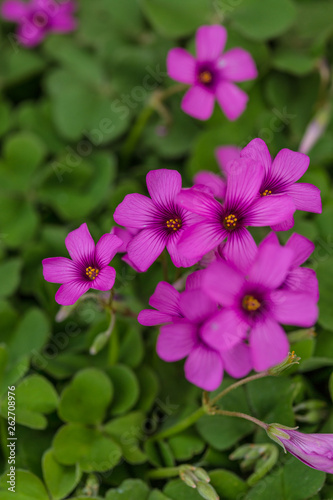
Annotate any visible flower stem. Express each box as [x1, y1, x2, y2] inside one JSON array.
[[146, 467, 180, 480], [210, 370, 270, 407], [214, 409, 267, 430], [160, 250, 170, 282], [151, 406, 207, 442]]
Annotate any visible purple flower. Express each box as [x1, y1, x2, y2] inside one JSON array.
[[167, 25, 257, 121], [260, 232, 318, 300], [177, 158, 295, 272], [113, 169, 199, 272], [1, 0, 76, 47], [240, 138, 322, 230], [202, 241, 319, 371], [42, 223, 122, 306], [138, 281, 182, 326], [267, 425, 333, 474], [156, 288, 252, 391]]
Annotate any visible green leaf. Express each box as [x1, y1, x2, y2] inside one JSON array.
[[209, 469, 248, 500], [135, 365, 159, 412], [140, 0, 211, 38], [168, 430, 205, 461], [118, 323, 144, 368], [272, 50, 317, 76], [316, 256, 333, 330], [53, 423, 122, 472], [58, 368, 113, 425], [108, 365, 140, 415], [106, 479, 150, 500], [149, 491, 172, 500], [0, 197, 39, 248], [42, 449, 82, 500], [104, 412, 147, 464], [164, 479, 202, 500], [229, 0, 296, 41], [0, 470, 49, 500], [0, 259, 22, 298]]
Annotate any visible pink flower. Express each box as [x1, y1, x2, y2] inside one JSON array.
[[113, 169, 199, 272], [202, 241, 319, 372], [240, 138, 322, 230], [167, 25, 257, 121], [1, 0, 77, 47], [156, 288, 252, 391], [42, 223, 122, 306], [111, 226, 140, 272], [267, 425, 333, 474], [177, 158, 295, 273], [138, 281, 182, 326], [260, 232, 318, 300]]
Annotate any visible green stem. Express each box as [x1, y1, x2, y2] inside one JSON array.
[[121, 105, 155, 165], [160, 250, 170, 282], [151, 406, 207, 442], [210, 370, 270, 407], [214, 409, 267, 430], [146, 467, 180, 480]]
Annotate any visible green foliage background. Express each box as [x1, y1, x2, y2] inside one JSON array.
[[0, 0, 333, 498]]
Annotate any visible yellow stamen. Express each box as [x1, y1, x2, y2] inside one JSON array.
[[243, 295, 261, 311], [261, 189, 272, 197], [224, 214, 238, 230], [166, 218, 182, 231], [199, 71, 213, 84], [85, 266, 99, 280]]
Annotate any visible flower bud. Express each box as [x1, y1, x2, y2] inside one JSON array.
[[268, 351, 300, 375], [194, 467, 211, 483], [179, 465, 197, 488], [196, 481, 219, 500]]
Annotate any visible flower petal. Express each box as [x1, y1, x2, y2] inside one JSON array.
[[284, 183, 322, 214], [222, 228, 258, 274], [180, 289, 216, 323], [55, 280, 91, 306], [250, 318, 289, 371], [240, 138, 272, 176], [177, 222, 226, 261], [270, 216, 295, 232], [244, 194, 295, 227], [225, 158, 263, 211], [157, 322, 197, 361], [271, 290, 318, 327], [42, 257, 78, 284], [194, 171, 226, 199], [201, 309, 248, 352], [51, 6, 77, 32], [248, 243, 294, 289], [286, 233, 315, 266], [222, 342, 252, 378], [127, 229, 166, 272], [65, 223, 95, 265], [216, 81, 248, 121], [177, 188, 223, 217], [167, 48, 196, 84], [95, 234, 123, 268], [91, 266, 116, 291], [149, 281, 181, 316], [203, 260, 244, 307], [18, 23, 45, 47], [196, 25, 227, 61], [146, 169, 182, 207], [185, 345, 223, 391], [114, 193, 158, 228], [269, 149, 310, 188], [1, 0, 27, 20], [215, 145, 240, 174], [110, 227, 136, 253], [283, 267, 319, 300], [219, 48, 257, 82], [181, 85, 215, 120], [138, 310, 174, 326], [185, 270, 206, 290], [167, 235, 199, 268]]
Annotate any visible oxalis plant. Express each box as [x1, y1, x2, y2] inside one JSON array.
[[1, 1, 333, 500]]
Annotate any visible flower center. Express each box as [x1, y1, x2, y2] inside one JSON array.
[[86, 267, 99, 280], [166, 218, 182, 231], [242, 295, 261, 311], [33, 11, 49, 27], [223, 214, 238, 230], [261, 189, 272, 197], [199, 70, 213, 85]]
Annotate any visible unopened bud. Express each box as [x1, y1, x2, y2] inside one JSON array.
[[89, 330, 110, 355], [288, 328, 315, 343], [268, 351, 300, 375], [179, 465, 196, 488], [195, 467, 211, 483], [266, 423, 298, 451], [55, 304, 75, 322], [196, 481, 219, 500]]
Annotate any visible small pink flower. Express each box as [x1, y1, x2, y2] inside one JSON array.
[[167, 25, 257, 121], [240, 138, 322, 230], [42, 223, 122, 306], [1, 0, 77, 47], [267, 425, 333, 474]]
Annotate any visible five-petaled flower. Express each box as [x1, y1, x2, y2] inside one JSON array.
[[240, 138, 322, 230], [267, 424, 333, 474], [167, 25, 257, 121], [42, 223, 122, 306], [202, 241, 319, 371], [177, 157, 295, 272], [1, 0, 77, 47], [113, 169, 199, 272]]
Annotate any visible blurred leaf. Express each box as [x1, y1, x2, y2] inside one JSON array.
[[164, 479, 202, 500], [104, 412, 147, 464], [135, 365, 159, 412], [272, 49, 317, 76], [106, 479, 150, 499], [107, 364, 140, 415], [210, 469, 248, 500], [42, 449, 82, 500], [168, 429, 205, 461], [0, 258, 22, 298], [0, 469, 49, 500]]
